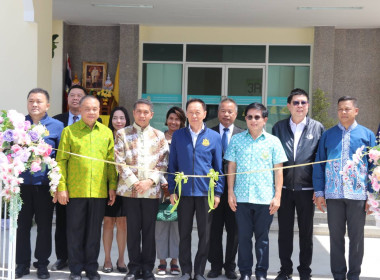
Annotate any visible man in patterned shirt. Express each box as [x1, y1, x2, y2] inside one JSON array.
[[115, 99, 169, 280], [224, 102, 287, 280], [57, 95, 117, 280], [313, 96, 376, 280]]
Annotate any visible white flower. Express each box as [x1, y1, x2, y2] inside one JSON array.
[[32, 124, 47, 138], [7, 110, 26, 127]]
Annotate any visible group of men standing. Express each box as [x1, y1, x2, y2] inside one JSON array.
[[14, 85, 376, 280]]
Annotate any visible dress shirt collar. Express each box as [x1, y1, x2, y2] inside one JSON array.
[[245, 129, 266, 141], [219, 123, 234, 134], [338, 120, 358, 132], [68, 110, 81, 122], [133, 122, 151, 133], [189, 123, 205, 135], [289, 116, 307, 130], [78, 119, 100, 130], [26, 112, 48, 124]]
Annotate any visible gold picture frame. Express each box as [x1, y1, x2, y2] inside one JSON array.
[[82, 62, 107, 91]]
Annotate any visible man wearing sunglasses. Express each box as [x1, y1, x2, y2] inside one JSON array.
[[272, 88, 325, 280], [224, 102, 287, 280]]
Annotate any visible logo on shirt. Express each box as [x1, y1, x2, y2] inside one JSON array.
[[306, 133, 313, 140], [261, 150, 269, 160], [202, 138, 210, 146]]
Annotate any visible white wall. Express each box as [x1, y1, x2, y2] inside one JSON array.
[[51, 20, 64, 116], [0, 0, 54, 116]]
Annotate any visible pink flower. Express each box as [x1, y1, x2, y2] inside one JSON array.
[[372, 166, 380, 181], [6, 154, 13, 163], [370, 199, 379, 208], [0, 116, 3, 124], [24, 121, 31, 131], [370, 176, 380, 192], [30, 161, 42, 172], [368, 148, 380, 164], [11, 144, 22, 153]]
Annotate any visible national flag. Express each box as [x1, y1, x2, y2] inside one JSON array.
[[62, 54, 72, 112], [113, 60, 120, 107], [65, 53, 72, 92]]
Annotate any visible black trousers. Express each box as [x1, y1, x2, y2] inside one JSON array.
[[54, 203, 68, 260], [326, 199, 366, 280], [178, 196, 212, 276], [16, 184, 54, 267], [277, 189, 314, 276], [123, 197, 159, 273], [66, 198, 106, 275], [208, 191, 238, 272]]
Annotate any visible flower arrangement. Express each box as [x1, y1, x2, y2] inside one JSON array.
[[0, 110, 61, 206], [341, 141, 380, 222], [97, 89, 113, 99]]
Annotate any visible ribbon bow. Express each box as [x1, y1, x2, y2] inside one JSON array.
[[207, 169, 219, 212], [171, 172, 188, 213]]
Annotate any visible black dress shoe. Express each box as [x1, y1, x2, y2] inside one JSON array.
[[15, 265, 30, 279], [207, 270, 221, 278], [86, 272, 101, 280], [239, 275, 251, 280], [194, 275, 206, 280], [37, 266, 50, 279], [300, 276, 311, 280], [225, 270, 238, 279], [274, 271, 292, 280], [125, 273, 136, 280], [142, 270, 155, 280], [255, 277, 267, 280], [51, 259, 68, 271], [69, 273, 82, 280], [116, 259, 127, 273]]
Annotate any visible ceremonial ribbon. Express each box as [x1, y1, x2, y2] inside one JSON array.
[[207, 169, 219, 212], [170, 172, 188, 213]]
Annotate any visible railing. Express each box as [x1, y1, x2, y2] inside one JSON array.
[[0, 198, 16, 280]]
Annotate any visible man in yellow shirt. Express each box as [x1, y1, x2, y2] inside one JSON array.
[[57, 95, 117, 280]]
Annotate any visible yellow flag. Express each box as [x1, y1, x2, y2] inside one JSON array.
[[113, 60, 120, 106]]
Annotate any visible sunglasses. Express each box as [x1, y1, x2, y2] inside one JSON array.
[[246, 115, 262, 121], [292, 101, 308, 106]]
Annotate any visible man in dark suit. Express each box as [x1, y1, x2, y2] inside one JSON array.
[[53, 85, 87, 127], [207, 98, 244, 279], [52, 85, 103, 271]]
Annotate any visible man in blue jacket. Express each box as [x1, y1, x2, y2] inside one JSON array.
[[168, 98, 224, 280], [16, 88, 64, 279]]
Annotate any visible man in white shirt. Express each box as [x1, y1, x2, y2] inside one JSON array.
[[272, 89, 324, 280], [208, 98, 244, 279]]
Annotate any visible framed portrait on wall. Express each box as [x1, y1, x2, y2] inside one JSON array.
[[82, 62, 107, 91]]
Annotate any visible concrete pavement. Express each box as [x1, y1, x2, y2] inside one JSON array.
[[9, 225, 380, 280]]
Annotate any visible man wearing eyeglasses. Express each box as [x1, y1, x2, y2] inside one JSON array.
[[225, 102, 287, 280], [313, 96, 376, 280], [272, 88, 325, 280]]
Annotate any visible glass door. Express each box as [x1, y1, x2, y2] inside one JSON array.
[[185, 65, 224, 128], [185, 64, 264, 129], [226, 66, 264, 128]]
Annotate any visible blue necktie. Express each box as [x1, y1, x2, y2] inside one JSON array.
[[222, 127, 229, 153], [73, 115, 78, 123]]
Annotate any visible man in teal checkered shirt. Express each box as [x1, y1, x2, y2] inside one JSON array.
[[224, 102, 287, 280]]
